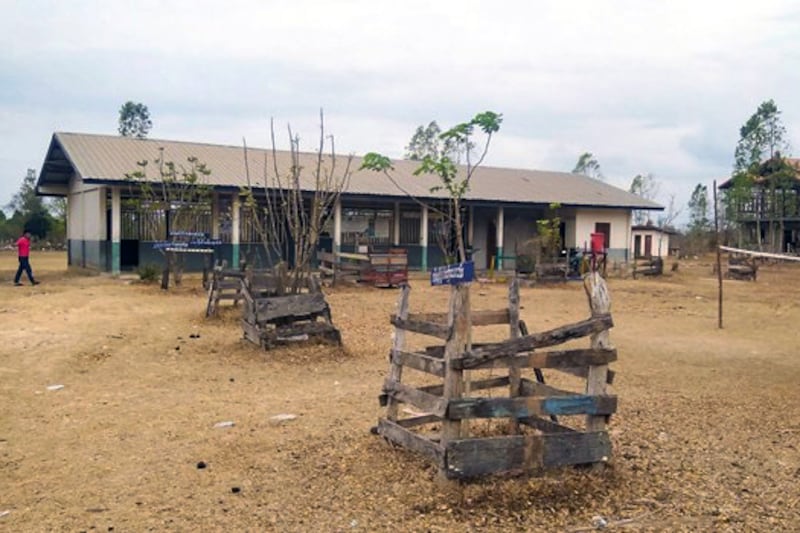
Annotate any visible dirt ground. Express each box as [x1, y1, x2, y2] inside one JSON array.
[[1, 251, 798, 532]]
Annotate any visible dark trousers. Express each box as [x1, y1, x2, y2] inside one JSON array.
[[14, 256, 34, 284]]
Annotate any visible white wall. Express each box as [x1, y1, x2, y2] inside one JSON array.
[[573, 208, 631, 256], [67, 178, 106, 241], [632, 229, 671, 258]]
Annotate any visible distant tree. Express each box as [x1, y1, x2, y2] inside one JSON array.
[[686, 184, 711, 254], [405, 120, 473, 162], [572, 152, 604, 181], [726, 99, 791, 249], [118, 101, 153, 139], [629, 173, 660, 225], [6, 169, 53, 239], [125, 150, 212, 288], [363, 111, 502, 263]]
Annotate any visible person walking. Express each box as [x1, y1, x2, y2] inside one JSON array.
[[14, 231, 39, 286]]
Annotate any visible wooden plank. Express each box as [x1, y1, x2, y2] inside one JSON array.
[[508, 277, 521, 432], [387, 285, 410, 420], [584, 272, 611, 439], [444, 431, 611, 478], [396, 414, 442, 428], [241, 320, 263, 346], [409, 309, 508, 328], [446, 394, 617, 420], [557, 366, 616, 385], [441, 285, 468, 446], [453, 348, 617, 370], [382, 379, 448, 417], [457, 315, 613, 369], [390, 315, 450, 339], [255, 292, 328, 323], [420, 376, 509, 397], [337, 252, 370, 262], [391, 350, 446, 377], [377, 418, 445, 466]]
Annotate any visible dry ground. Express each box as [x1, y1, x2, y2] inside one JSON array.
[[1, 251, 798, 532]]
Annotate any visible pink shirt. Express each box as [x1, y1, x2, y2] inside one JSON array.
[[16, 236, 30, 257]]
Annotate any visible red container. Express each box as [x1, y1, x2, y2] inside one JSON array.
[[590, 232, 605, 254]]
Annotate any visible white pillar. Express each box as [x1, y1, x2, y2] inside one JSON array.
[[232, 193, 241, 268], [393, 202, 401, 246], [496, 206, 505, 270], [333, 199, 342, 253], [421, 204, 429, 271], [111, 187, 121, 275]]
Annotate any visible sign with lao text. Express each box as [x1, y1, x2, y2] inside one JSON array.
[[430, 261, 474, 286]]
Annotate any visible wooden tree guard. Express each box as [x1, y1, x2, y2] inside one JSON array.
[[240, 273, 341, 349], [205, 260, 246, 317], [376, 275, 617, 479]]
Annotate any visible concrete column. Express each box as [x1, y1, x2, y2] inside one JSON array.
[[211, 192, 220, 240], [232, 193, 240, 268], [111, 187, 121, 275], [496, 206, 505, 270], [420, 204, 429, 271], [333, 199, 342, 254], [393, 201, 401, 247]]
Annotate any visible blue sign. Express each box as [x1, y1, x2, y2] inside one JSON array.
[[431, 261, 474, 286]]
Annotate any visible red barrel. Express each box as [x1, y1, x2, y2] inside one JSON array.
[[590, 232, 605, 254]]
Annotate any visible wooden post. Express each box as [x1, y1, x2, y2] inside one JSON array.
[[714, 180, 723, 329], [583, 272, 611, 447], [387, 285, 410, 421], [508, 276, 521, 432], [442, 285, 468, 444]]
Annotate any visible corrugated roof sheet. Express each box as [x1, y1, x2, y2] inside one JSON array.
[[41, 132, 662, 209]]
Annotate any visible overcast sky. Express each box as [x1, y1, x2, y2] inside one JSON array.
[[2, 0, 799, 225]]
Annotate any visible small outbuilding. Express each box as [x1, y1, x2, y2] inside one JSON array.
[[631, 223, 676, 259]]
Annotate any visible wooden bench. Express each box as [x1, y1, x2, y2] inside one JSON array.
[[632, 257, 664, 279], [726, 259, 757, 281]]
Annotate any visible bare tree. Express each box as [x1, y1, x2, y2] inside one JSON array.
[[125, 149, 213, 288], [241, 111, 353, 294]]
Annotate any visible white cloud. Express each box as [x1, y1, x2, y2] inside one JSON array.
[[1, 0, 800, 225]]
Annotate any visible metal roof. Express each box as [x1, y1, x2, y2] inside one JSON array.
[[38, 132, 662, 210]]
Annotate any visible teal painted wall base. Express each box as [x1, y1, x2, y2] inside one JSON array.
[[232, 244, 240, 269], [111, 241, 121, 275]]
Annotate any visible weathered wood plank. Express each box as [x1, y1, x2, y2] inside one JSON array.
[[446, 394, 617, 420], [396, 414, 442, 428], [377, 418, 445, 466], [409, 309, 509, 327], [390, 315, 450, 339], [453, 348, 617, 371], [391, 350, 446, 377], [442, 284, 468, 445], [584, 272, 612, 439], [382, 379, 448, 417], [444, 431, 611, 478], [508, 277, 521, 432], [255, 292, 328, 323], [386, 285, 410, 420], [420, 376, 509, 397], [457, 315, 613, 369]]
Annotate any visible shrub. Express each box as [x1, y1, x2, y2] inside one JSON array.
[[137, 264, 160, 282]]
